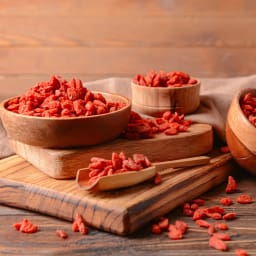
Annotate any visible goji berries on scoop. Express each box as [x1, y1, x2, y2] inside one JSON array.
[[87, 152, 152, 186]]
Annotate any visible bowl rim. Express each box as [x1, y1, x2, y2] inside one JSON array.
[[0, 91, 131, 121], [227, 87, 256, 154], [131, 79, 200, 90]]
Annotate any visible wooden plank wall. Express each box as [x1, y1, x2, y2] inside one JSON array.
[[0, 0, 256, 99]]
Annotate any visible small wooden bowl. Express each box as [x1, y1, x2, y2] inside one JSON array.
[[0, 92, 131, 149], [131, 80, 200, 116], [226, 88, 256, 175]]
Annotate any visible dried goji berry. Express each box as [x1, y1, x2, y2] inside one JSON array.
[[151, 224, 162, 234], [158, 217, 169, 230], [209, 236, 228, 251], [236, 194, 253, 204], [220, 197, 233, 206], [56, 229, 68, 239], [168, 227, 183, 240], [235, 248, 248, 256], [175, 220, 188, 234], [212, 232, 231, 241], [225, 175, 237, 193], [154, 172, 162, 185], [73, 213, 88, 235], [215, 222, 228, 231], [223, 212, 237, 220], [13, 218, 38, 234], [195, 219, 210, 228], [133, 70, 197, 88], [207, 224, 216, 235]]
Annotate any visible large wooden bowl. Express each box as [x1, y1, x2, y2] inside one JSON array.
[[226, 88, 256, 175], [0, 92, 131, 149], [131, 80, 200, 116]]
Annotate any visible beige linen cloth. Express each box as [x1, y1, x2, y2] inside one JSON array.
[[1, 75, 256, 159]]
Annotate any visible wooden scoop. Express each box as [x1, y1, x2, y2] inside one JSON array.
[[76, 155, 210, 192]]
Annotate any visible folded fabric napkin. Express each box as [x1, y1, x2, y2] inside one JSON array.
[[1, 75, 256, 159]]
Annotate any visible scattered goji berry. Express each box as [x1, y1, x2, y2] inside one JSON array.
[[168, 226, 183, 240], [207, 224, 216, 235], [191, 198, 205, 206], [223, 212, 237, 220], [174, 220, 188, 234], [215, 222, 228, 231], [236, 194, 253, 204], [72, 213, 88, 235], [154, 172, 162, 185], [209, 236, 228, 251], [195, 219, 210, 228], [220, 197, 233, 206], [212, 232, 231, 241], [158, 217, 169, 230], [13, 219, 38, 234], [151, 224, 162, 234], [56, 229, 68, 239], [235, 248, 249, 256], [123, 110, 192, 139], [225, 175, 237, 193]]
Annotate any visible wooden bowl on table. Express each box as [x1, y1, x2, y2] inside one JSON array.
[[0, 92, 131, 149], [226, 88, 256, 175], [131, 71, 200, 117]]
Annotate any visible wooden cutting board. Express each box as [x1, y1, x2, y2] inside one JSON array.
[[8, 123, 213, 179], [0, 153, 234, 236]]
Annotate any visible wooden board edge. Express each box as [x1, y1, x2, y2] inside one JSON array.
[[8, 123, 213, 179]]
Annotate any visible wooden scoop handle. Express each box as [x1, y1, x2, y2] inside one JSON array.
[[153, 156, 210, 172]]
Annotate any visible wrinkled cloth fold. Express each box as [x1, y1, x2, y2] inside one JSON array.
[[1, 75, 256, 159]]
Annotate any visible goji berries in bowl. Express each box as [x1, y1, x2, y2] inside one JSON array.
[[0, 76, 131, 148], [131, 71, 200, 117], [226, 88, 256, 175]]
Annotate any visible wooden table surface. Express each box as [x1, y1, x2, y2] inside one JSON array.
[[0, 1, 256, 255]]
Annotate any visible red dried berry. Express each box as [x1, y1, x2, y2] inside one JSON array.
[[225, 176, 237, 193], [220, 197, 233, 206], [209, 236, 228, 251], [223, 212, 237, 220], [236, 194, 253, 204], [56, 229, 68, 239], [151, 224, 162, 234], [235, 248, 248, 256]]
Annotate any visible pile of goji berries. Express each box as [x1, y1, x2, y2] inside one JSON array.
[[240, 92, 256, 127], [13, 213, 88, 240], [6, 75, 126, 117], [86, 152, 152, 186], [123, 110, 192, 139], [133, 70, 198, 87], [151, 175, 253, 255]]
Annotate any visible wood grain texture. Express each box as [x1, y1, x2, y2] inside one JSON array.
[[9, 123, 213, 179], [1, 0, 256, 97], [0, 153, 233, 235]]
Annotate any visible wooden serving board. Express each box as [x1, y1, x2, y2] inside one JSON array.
[[0, 153, 234, 236], [8, 123, 213, 179]]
